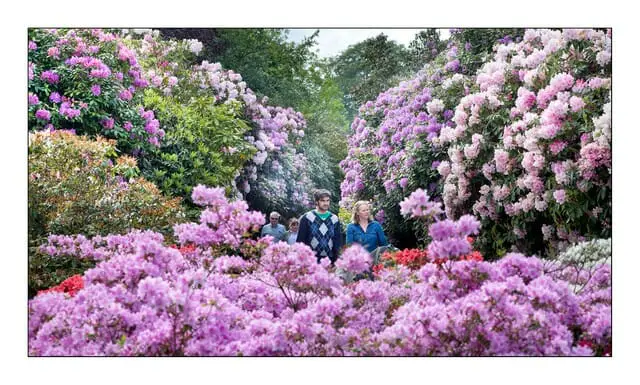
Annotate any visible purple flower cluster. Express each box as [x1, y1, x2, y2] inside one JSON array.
[[336, 244, 372, 274], [173, 185, 265, 248], [340, 42, 471, 214], [399, 189, 443, 219], [30, 212, 610, 356], [426, 215, 480, 259], [440, 29, 611, 252], [29, 187, 610, 356], [127, 32, 313, 209], [28, 29, 165, 151]]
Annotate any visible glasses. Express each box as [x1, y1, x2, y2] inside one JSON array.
[[270, 217, 278, 220]]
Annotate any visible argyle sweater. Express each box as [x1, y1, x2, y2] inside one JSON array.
[[296, 210, 343, 263]]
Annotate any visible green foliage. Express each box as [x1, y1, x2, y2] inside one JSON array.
[[331, 34, 412, 119], [451, 28, 526, 75], [140, 89, 256, 200], [212, 29, 320, 109], [406, 29, 447, 73], [28, 131, 185, 294], [28, 252, 95, 299]]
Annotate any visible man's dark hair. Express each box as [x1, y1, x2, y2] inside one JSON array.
[[313, 189, 331, 203]]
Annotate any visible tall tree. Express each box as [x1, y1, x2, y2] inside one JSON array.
[[330, 33, 412, 120], [407, 29, 446, 72]]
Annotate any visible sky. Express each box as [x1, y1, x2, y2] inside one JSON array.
[[286, 29, 451, 58]]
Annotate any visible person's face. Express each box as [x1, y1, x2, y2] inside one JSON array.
[[270, 216, 279, 225], [317, 197, 331, 211], [290, 222, 299, 232], [357, 204, 370, 221]]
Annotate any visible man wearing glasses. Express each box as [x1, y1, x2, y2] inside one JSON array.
[[261, 211, 286, 241]]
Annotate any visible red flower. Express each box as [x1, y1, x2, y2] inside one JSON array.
[[461, 251, 484, 262], [389, 249, 429, 270], [38, 274, 84, 297], [578, 339, 594, 349], [168, 243, 196, 255]]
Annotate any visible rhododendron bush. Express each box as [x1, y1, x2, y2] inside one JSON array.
[[340, 28, 611, 258], [123, 30, 313, 214], [28, 29, 164, 154], [29, 28, 315, 216], [29, 186, 610, 356], [28, 130, 184, 296]]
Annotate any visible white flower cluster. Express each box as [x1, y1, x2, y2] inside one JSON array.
[[592, 101, 611, 146], [441, 73, 465, 90], [186, 39, 204, 55], [556, 238, 611, 267]]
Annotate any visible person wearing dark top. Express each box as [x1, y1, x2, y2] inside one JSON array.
[[296, 189, 343, 263], [346, 200, 388, 253]]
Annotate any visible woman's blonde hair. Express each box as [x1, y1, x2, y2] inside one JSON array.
[[351, 200, 374, 223]]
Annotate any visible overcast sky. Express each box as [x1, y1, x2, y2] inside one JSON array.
[[286, 29, 451, 58]]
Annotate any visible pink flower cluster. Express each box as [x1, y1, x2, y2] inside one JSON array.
[[173, 185, 265, 248], [30, 193, 610, 356], [399, 189, 443, 219]]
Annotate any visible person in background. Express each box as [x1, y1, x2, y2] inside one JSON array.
[[283, 217, 300, 245], [297, 189, 343, 264], [346, 200, 388, 253], [261, 211, 286, 241]]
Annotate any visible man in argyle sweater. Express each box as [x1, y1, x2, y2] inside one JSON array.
[[296, 189, 343, 264]]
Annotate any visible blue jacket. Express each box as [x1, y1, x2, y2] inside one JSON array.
[[346, 221, 388, 253]]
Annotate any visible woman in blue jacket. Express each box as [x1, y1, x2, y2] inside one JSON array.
[[346, 200, 388, 253]]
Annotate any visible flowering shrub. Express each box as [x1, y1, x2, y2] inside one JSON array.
[[340, 34, 480, 247], [29, 185, 610, 356], [29, 28, 316, 217], [28, 29, 164, 154], [341, 28, 611, 258], [438, 28, 611, 257], [553, 238, 611, 267], [140, 91, 255, 199], [29, 130, 184, 240], [123, 30, 314, 214], [28, 130, 184, 295]]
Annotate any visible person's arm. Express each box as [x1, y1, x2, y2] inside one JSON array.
[[376, 223, 388, 247], [260, 225, 267, 237], [296, 217, 309, 244], [345, 224, 354, 246], [332, 220, 343, 263]]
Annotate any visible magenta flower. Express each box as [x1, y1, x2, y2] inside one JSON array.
[[47, 47, 60, 59], [49, 92, 62, 104], [336, 244, 371, 274], [118, 89, 133, 101], [101, 117, 115, 129], [35, 109, 51, 121], [40, 70, 59, 84], [28, 93, 39, 105], [91, 84, 101, 96]]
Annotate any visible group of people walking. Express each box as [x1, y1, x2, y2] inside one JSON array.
[[260, 189, 389, 264]]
